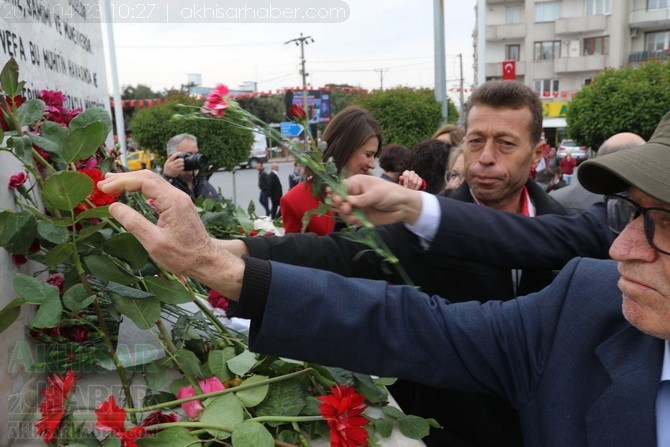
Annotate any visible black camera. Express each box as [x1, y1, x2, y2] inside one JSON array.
[[177, 152, 208, 171]]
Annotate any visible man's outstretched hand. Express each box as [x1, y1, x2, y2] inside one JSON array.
[[98, 170, 244, 300], [330, 175, 424, 226]]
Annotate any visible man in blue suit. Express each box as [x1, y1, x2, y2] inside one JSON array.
[[99, 111, 670, 446]]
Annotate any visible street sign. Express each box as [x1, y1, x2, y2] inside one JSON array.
[[280, 122, 303, 137]]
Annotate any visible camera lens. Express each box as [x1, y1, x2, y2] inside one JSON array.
[[183, 153, 208, 170]]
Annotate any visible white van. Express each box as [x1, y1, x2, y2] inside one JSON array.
[[240, 128, 268, 168]]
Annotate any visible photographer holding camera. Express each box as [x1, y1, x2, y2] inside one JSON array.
[[162, 133, 220, 202]]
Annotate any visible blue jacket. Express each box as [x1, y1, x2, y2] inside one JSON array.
[[246, 257, 662, 446]]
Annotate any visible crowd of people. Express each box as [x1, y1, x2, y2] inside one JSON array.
[[122, 79, 670, 447]]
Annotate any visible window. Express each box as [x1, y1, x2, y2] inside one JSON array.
[[534, 41, 561, 60], [584, 78, 593, 86], [533, 79, 560, 97], [648, 0, 668, 10], [586, 0, 612, 16], [645, 31, 670, 51], [534, 2, 560, 22], [506, 44, 520, 61], [506, 6, 523, 24], [583, 36, 610, 55]]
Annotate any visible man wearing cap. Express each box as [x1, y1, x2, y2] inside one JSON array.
[[98, 111, 670, 445]]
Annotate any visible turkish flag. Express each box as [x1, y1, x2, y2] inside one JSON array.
[[502, 60, 516, 80]]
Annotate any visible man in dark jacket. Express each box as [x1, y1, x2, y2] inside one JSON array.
[[256, 161, 270, 216], [267, 164, 283, 219], [215, 81, 566, 447]]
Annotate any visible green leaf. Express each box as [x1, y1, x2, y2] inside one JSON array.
[[381, 405, 405, 419], [144, 362, 170, 392], [44, 242, 74, 268], [0, 210, 37, 253], [397, 415, 430, 440], [373, 417, 393, 438], [0, 298, 25, 333], [207, 348, 235, 383], [9, 135, 35, 166], [102, 232, 149, 271], [29, 121, 68, 154], [200, 393, 244, 439], [227, 349, 258, 376], [69, 106, 113, 138], [62, 122, 107, 163], [254, 379, 307, 419], [16, 99, 45, 128], [83, 254, 137, 285], [37, 220, 70, 244], [0, 57, 21, 97], [235, 375, 269, 407], [42, 171, 93, 211], [62, 284, 96, 311], [106, 281, 153, 300], [174, 348, 201, 378], [75, 206, 112, 221], [231, 421, 274, 447], [111, 295, 160, 330], [12, 274, 57, 304], [136, 427, 199, 447], [354, 372, 388, 404], [143, 276, 193, 305]]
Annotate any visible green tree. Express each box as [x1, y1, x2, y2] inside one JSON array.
[[325, 84, 366, 117], [353, 87, 458, 147], [130, 94, 253, 175], [567, 59, 670, 151], [238, 95, 285, 123]]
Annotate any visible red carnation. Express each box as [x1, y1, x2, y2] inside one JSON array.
[[95, 396, 145, 447], [140, 410, 178, 434], [47, 273, 65, 295], [36, 370, 77, 443], [8, 172, 27, 188], [288, 104, 307, 120], [74, 167, 120, 213], [207, 289, 230, 312], [318, 385, 369, 447], [11, 253, 28, 266]]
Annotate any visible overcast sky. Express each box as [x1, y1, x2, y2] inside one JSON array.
[[102, 0, 477, 96]]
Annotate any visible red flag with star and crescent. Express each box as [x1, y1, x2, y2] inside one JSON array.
[[502, 60, 516, 80]]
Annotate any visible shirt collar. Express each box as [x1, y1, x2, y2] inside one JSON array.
[[662, 341, 670, 381]]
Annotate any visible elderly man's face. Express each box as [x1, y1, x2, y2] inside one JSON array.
[[610, 187, 670, 340]]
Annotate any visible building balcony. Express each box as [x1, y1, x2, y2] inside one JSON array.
[[628, 49, 670, 64], [486, 23, 527, 41], [485, 61, 526, 78], [553, 55, 607, 73], [629, 7, 670, 29], [486, 0, 518, 4], [554, 15, 607, 35]]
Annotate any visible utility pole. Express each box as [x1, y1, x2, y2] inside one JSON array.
[[374, 68, 388, 90], [284, 33, 314, 124], [434, 0, 448, 124], [459, 53, 465, 124]]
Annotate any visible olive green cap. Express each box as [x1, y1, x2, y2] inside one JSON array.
[[579, 111, 670, 203]]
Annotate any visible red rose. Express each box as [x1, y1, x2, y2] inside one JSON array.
[[207, 289, 230, 312], [288, 104, 307, 120], [11, 253, 27, 266], [140, 410, 178, 434]]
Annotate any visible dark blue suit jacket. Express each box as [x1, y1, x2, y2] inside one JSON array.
[[429, 198, 615, 269], [248, 257, 663, 446]]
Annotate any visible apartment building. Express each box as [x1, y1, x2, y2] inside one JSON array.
[[478, 0, 670, 142]]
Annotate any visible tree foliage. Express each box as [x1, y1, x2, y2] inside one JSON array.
[[325, 84, 366, 118], [353, 87, 458, 147], [238, 95, 286, 124], [130, 94, 253, 173], [567, 60, 670, 151]]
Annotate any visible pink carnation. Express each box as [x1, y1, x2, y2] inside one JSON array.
[[177, 377, 225, 419], [202, 84, 229, 117]]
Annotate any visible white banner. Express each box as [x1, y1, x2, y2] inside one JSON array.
[[0, 0, 109, 110]]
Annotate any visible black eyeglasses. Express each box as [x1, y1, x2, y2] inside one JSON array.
[[604, 194, 670, 256]]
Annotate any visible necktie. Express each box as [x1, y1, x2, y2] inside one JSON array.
[[657, 380, 670, 446]]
